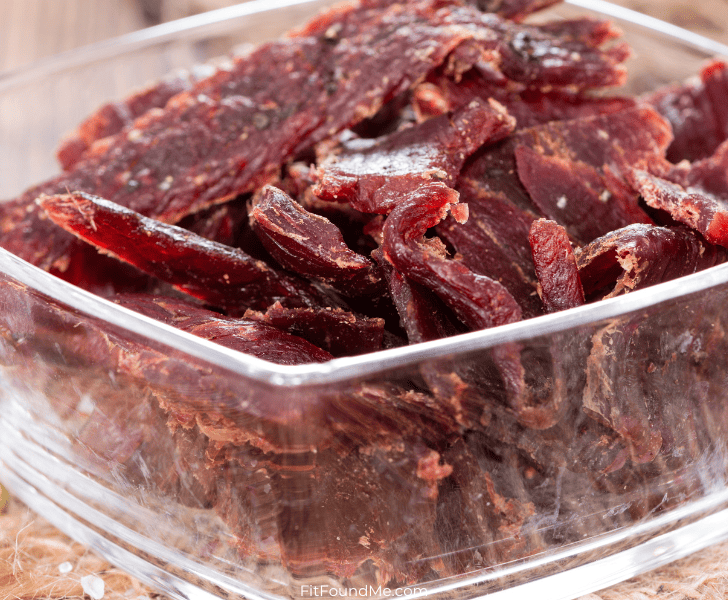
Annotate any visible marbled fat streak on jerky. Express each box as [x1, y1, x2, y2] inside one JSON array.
[[37, 192, 339, 314]]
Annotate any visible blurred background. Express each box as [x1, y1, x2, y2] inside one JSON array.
[[2, 0, 728, 74]]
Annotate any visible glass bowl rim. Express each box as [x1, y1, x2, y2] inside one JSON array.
[[3, 0, 728, 387]]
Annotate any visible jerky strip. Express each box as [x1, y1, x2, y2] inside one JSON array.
[[56, 69, 208, 170], [439, 140, 544, 319], [585, 321, 663, 463], [314, 97, 515, 214], [415, 73, 637, 129], [244, 302, 385, 357], [630, 170, 728, 249], [514, 107, 670, 244], [464, 0, 561, 21], [643, 60, 728, 163], [529, 219, 585, 312], [250, 186, 384, 297], [2, 0, 484, 273], [37, 192, 338, 314], [575, 224, 728, 299], [381, 183, 522, 330], [114, 294, 333, 364]]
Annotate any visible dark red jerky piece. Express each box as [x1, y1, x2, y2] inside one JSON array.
[[643, 60, 728, 163], [630, 169, 728, 248], [575, 224, 728, 300], [446, 12, 630, 90], [56, 72, 200, 170], [439, 439, 542, 570], [528, 219, 584, 312], [417, 71, 637, 129], [114, 294, 333, 364], [464, 0, 560, 21], [584, 321, 663, 464], [37, 192, 337, 314], [438, 141, 544, 319], [314, 97, 515, 214], [514, 107, 671, 244], [176, 196, 250, 247], [244, 302, 385, 357], [1, 0, 482, 272], [210, 440, 450, 582], [382, 183, 522, 331], [250, 186, 384, 297]]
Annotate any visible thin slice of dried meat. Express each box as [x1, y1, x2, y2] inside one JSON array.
[[529, 219, 585, 312], [250, 186, 384, 297], [381, 183, 522, 330], [244, 302, 385, 357], [415, 72, 637, 129], [56, 68, 209, 170], [1, 0, 490, 274], [114, 294, 333, 364], [464, 0, 561, 21], [37, 192, 339, 314], [514, 107, 670, 244], [576, 223, 728, 299], [643, 60, 728, 163], [314, 97, 515, 214], [629, 169, 728, 249], [439, 140, 544, 319]]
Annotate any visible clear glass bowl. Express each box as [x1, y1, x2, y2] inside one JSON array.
[[2, 2, 728, 599]]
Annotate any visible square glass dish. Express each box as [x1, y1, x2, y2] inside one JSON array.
[[2, 1, 728, 599]]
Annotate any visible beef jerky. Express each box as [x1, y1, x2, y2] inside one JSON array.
[[584, 321, 663, 464], [244, 302, 385, 357], [438, 438, 542, 571], [415, 72, 637, 129], [576, 224, 728, 300], [514, 107, 671, 245], [464, 0, 561, 21], [205, 438, 451, 583], [1, 0, 490, 273], [37, 192, 340, 314], [250, 186, 384, 297], [528, 219, 585, 312], [449, 13, 630, 90], [643, 60, 728, 163], [314, 97, 515, 214], [629, 169, 728, 248], [56, 69, 208, 170], [439, 140, 544, 319], [382, 183, 522, 330], [114, 294, 333, 365], [380, 184, 574, 430]]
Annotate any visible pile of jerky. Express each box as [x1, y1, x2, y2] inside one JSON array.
[[4, 0, 728, 586]]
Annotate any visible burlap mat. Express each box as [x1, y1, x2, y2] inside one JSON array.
[[2, 484, 727, 600]]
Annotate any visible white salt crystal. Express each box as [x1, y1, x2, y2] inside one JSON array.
[[81, 574, 105, 599], [58, 561, 73, 574]]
